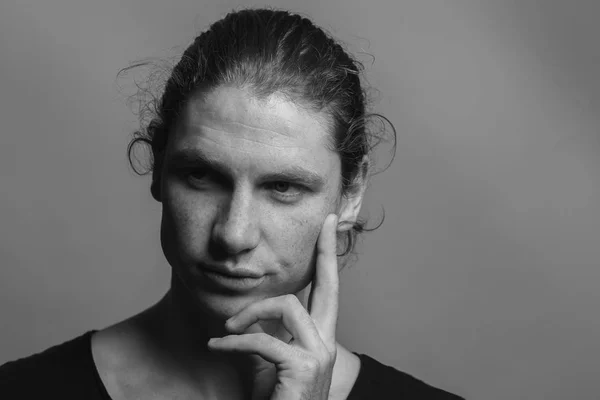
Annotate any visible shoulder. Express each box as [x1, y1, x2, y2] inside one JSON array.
[[0, 331, 102, 399], [347, 353, 465, 400]]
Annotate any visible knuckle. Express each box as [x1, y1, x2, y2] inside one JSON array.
[[319, 345, 336, 364], [283, 294, 300, 307], [255, 332, 272, 346], [297, 356, 320, 374], [283, 294, 301, 310]]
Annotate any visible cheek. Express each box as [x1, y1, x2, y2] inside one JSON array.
[[161, 189, 214, 258], [275, 214, 324, 274]]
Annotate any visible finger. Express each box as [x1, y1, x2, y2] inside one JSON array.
[[244, 321, 295, 347], [244, 321, 265, 334], [308, 213, 340, 342], [208, 333, 297, 366], [228, 322, 271, 372], [225, 295, 322, 350]]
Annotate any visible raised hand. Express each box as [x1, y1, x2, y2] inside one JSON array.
[[207, 213, 340, 400]]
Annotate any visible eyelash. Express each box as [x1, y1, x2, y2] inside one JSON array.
[[266, 181, 304, 199], [184, 171, 306, 201]]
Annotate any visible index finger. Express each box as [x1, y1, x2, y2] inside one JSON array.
[[308, 213, 340, 342]]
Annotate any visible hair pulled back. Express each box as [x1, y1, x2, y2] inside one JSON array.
[[125, 8, 396, 261]]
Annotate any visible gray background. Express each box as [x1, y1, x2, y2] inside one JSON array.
[[2, 0, 600, 398]]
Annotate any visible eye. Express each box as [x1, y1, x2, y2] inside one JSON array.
[[188, 170, 207, 180], [273, 182, 291, 193], [184, 169, 212, 186], [268, 181, 304, 200]]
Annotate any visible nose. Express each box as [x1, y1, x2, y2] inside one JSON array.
[[211, 186, 260, 257]]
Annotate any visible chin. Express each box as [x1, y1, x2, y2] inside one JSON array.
[[171, 273, 265, 320], [169, 264, 312, 322], [193, 291, 262, 320]]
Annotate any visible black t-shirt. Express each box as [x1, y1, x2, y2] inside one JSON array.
[[0, 331, 464, 399]]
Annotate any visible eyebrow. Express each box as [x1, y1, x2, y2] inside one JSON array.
[[167, 148, 327, 189]]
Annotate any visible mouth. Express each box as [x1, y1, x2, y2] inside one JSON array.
[[199, 263, 266, 291], [201, 263, 264, 279]]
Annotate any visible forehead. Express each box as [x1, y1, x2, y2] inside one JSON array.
[[169, 86, 337, 170]]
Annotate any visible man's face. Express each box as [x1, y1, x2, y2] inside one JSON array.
[[157, 86, 342, 320]]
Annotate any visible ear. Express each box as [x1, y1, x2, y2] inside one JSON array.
[[336, 155, 369, 232], [150, 165, 162, 202]]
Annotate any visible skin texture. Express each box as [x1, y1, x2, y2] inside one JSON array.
[[157, 86, 362, 324], [209, 213, 341, 399], [91, 85, 368, 399]]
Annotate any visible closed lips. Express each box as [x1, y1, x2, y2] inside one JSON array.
[[202, 265, 263, 279]]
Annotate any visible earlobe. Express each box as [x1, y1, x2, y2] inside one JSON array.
[[151, 179, 162, 202], [150, 165, 163, 202], [336, 156, 369, 232]]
